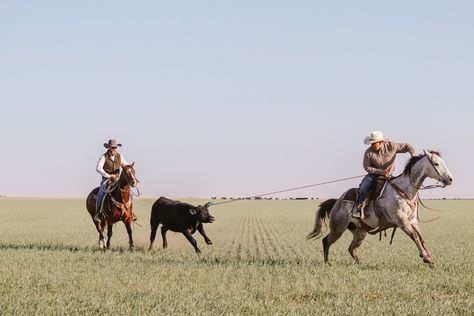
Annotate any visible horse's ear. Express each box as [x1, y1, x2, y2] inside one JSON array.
[[423, 150, 431, 158], [131, 162, 135, 167]]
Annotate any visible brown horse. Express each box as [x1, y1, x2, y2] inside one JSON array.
[[86, 163, 139, 250]]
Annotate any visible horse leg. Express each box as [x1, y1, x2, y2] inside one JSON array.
[[124, 221, 134, 249], [106, 222, 113, 249], [149, 223, 159, 251], [161, 226, 168, 249], [348, 227, 367, 264], [321, 202, 350, 264], [411, 224, 431, 260], [399, 221, 434, 267], [197, 223, 212, 245], [97, 221, 106, 250], [322, 229, 345, 264]]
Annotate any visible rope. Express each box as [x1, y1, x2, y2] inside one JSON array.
[[417, 197, 444, 213], [209, 175, 365, 206], [102, 179, 119, 194]]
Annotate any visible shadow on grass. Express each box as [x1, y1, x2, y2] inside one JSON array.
[[0, 242, 434, 271], [0, 241, 326, 266], [0, 242, 145, 253]]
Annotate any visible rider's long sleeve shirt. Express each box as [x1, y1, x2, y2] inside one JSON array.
[[363, 141, 415, 176]]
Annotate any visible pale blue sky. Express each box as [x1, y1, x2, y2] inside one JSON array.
[[1, 1, 473, 198]]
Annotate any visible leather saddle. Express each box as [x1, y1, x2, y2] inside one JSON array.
[[342, 176, 389, 203]]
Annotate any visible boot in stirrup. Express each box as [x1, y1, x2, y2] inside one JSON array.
[[94, 208, 103, 224], [353, 201, 366, 219]]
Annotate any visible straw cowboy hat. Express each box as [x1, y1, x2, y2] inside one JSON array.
[[364, 131, 384, 145], [103, 139, 122, 148]]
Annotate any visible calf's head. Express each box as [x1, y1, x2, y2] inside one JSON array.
[[190, 204, 215, 223]]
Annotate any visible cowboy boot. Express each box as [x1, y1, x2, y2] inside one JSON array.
[[93, 215, 101, 224], [94, 213, 102, 224], [353, 201, 366, 219], [94, 207, 103, 224], [360, 202, 365, 219]]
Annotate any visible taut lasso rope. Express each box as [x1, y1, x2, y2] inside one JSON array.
[[209, 175, 365, 206]]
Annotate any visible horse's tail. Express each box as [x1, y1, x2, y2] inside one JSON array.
[[307, 198, 337, 240]]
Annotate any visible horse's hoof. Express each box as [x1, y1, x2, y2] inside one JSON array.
[[206, 240, 213, 245], [99, 240, 106, 250], [423, 257, 435, 268]]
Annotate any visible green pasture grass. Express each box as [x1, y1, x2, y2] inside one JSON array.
[[0, 198, 472, 315]]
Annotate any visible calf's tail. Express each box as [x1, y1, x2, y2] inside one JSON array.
[[307, 198, 337, 240]]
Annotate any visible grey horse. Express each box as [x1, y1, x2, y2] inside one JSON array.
[[308, 150, 453, 267]]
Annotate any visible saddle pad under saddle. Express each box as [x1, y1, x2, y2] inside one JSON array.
[[342, 188, 359, 202]]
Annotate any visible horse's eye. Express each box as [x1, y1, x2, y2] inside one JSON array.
[[434, 163, 440, 166]]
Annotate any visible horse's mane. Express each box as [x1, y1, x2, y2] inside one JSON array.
[[404, 150, 442, 175]]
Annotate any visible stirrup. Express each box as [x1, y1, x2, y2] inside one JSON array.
[[352, 203, 364, 218], [94, 213, 103, 223]]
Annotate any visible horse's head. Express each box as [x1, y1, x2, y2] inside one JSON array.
[[404, 150, 453, 186], [423, 150, 453, 186], [121, 162, 139, 188]]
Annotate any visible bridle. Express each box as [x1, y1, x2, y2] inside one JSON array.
[[119, 166, 141, 197], [408, 152, 446, 190]]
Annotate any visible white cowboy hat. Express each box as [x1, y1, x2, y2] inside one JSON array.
[[104, 139, 122, 148], [364, 131, 384, 145]]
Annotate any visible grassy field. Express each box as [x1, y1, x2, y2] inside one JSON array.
[[0, 198, 472, 315]]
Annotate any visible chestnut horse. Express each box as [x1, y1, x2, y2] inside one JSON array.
[[86, 163, 139, 250]]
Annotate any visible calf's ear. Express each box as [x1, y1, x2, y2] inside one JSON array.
[[189, 207, 197, 215]]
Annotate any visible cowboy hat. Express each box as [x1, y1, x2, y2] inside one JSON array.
[[364, 131, 384, 145], [103, 139, 122, 148]]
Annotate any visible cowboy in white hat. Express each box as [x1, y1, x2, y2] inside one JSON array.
[[94, 139, 131, 223], [355, 131, 416, 218]]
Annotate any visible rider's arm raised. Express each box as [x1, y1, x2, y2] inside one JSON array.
[[394, 142, 416, 157]]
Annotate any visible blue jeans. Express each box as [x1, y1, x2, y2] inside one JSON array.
[[358, 174, 377, 204], [96, 178, 107, 213]]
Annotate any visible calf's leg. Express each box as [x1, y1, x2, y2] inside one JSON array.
[[197, 223, 212, 245], [182, 229, 201, 253], [161, 226, 169, 249]]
